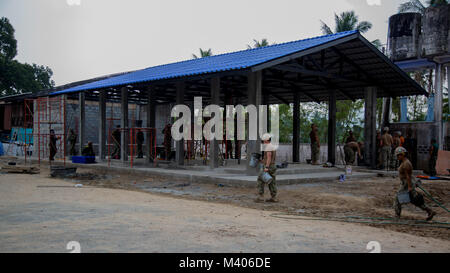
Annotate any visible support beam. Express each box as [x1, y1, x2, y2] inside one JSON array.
[[210, 77, 220, 169], [434, 63, 444, 149], [98, 90, 106, 160], [146, 87, 156, 164], [78, 92, 85, 154], [381, 97, 391, 129], [293, 89, 300, 162], [175, 82, 185, 166], [121, 87, 129, 162], [364, 86, 377, 169], [328, 90, 336, 165], [246, 71, 262, 175]]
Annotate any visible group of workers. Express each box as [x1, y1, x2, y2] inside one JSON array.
[[308, 124, 439, 179], [255, 128, 437, 221]]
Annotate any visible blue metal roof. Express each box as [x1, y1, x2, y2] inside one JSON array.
[[52, 30, 359, 95]]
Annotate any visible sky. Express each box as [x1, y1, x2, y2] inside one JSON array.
[[0, 0, 406, 86]]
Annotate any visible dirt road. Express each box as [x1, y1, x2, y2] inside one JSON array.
[[0, 172, 448, 253]]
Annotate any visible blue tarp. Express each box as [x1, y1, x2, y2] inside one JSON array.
[[10, 127, 33, 144]]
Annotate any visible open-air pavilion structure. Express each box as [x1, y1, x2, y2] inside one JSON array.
[[50, 30, 427, 171]]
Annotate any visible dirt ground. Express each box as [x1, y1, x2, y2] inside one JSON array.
[[2, 158, 449, 242]]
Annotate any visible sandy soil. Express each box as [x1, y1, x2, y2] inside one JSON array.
[[0, 171, 449, 253], [7, 157, 447, 242]]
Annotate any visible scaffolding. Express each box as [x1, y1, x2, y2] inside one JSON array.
[[106, 102, 157, 168], [27, 96, 66, 166]]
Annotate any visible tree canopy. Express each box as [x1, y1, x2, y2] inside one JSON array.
[[0, 17, 54, 96]]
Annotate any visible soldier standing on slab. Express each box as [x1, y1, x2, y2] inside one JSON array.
[[344, 141, 362, 165], [380, 127, 393, 170], [309, 124, 320, 165], [68, 129, 77, 156], [255, 133, 278, 203], [136, 130, 144, 158], [393, 147, 436, 221], [49, 129, 59, 161], [162, 123, 172, 160], [428, 139, 439, 177], [111, 125, 121, 159]]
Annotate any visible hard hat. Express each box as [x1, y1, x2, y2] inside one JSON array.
[[261, 133, 272, 141], [395, 147, 407, 157]]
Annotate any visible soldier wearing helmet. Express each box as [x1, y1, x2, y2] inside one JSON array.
[[393, 147, 436, 221], [255, 133, 278, 203]]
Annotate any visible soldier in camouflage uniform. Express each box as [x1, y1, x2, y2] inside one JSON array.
[[255, 133, 278, 203], [162, 123, 172, 160], [68, 129, 77, 156], [309, 124, 320, 165], [344, 141, 361, 165], [393, 147, 436, 221]]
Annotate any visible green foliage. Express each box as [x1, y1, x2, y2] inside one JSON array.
[[0, 17, 54, 96], [320, 11, 381, 49], [247, 39, 271, 49], [192, 48, 213, 59], [321, 11, 373, 35], [0, 17, 17, 61]]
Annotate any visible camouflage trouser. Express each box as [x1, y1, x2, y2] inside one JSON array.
[[69, 142, 76, 156], [429, 156, 437, 177], [344, 146, 355, 165], [311, 143, 320, 163], [381, 146, 391, 169], [257, 164, 277, 198], [393, 177, 428, 217], [111, 143, 120, 159], [137, 142, 143, 158]]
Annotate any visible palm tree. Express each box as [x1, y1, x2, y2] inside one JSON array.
[[192, 48, 212, 59], [398, 0, 448, 14], [320, 10, 381, 48], [247, 39, 271, 49]]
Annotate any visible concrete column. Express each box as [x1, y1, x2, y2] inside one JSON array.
[[146, 87, 156, 164], [293, 89, 300, 163], [381, 97, 391, 129], [210, 77, 220, 169], [175, 82, 185, 166], [98, 90, 106, 160], [364, 86, 377, 169], [78, 92, 85, 154], [246, 71, 262, 175], [121, 87, 129, 162], [434, 63, 444, 149], [328, 90, 336, 165]]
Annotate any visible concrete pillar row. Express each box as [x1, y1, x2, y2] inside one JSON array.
[[98, 90, 106, 160], [210, 77, 220, 169], [175, 82, 185, 166], [293, 90, 300, 163], [328, 90, 336, 165], [146, 87, 156, 164], [121, 87, 129, 162], [246, 71, 262, 175], [364, 86, 378, 169], [78, 92, 85, 154]]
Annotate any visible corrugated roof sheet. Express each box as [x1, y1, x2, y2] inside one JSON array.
[[52, 30, 359, 95]]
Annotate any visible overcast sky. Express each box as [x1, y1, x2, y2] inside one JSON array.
[[1, 0, 406, 86]]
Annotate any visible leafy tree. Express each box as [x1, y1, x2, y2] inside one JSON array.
[[320, 10, 381, 48], [0, 17, 17, 61], [247, 39, 271, 49], [192, 48, 212, 59], [0, 17, 54, 96]]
